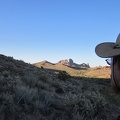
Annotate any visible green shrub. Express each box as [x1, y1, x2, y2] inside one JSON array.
[[41, 66, 44, 69], [57, 71, 71, 80]]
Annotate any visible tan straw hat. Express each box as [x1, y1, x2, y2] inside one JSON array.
[[95, 33, 120, 58]]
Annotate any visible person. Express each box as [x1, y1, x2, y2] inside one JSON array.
[[95, 33, 120, 91]]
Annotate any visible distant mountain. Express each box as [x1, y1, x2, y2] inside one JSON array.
[[34, 58, 90, 69], [36, 60, 55, 66], [58, 59, 90, 68]]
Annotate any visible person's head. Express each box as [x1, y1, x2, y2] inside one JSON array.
[[95, 33, 120, 91]]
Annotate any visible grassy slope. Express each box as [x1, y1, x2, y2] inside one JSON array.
[[34, 62, 111, 78], [0, 54, 120, 120]]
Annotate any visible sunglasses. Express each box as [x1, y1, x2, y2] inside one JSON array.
[[106, 56, 120, 66], [106, 58, 112, 65]]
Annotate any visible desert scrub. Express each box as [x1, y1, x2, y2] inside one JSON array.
[[41, 66, 44, 69], [0, 75, 7, 86], [14, 85, 38, 105], [21, 72, 39, 87], [0, 92, 14, 105], [32, 90, 56, 116], [72, 107, 86, 120], [57, 71, 71, 80], [80, 91, 109, 119], [36, 81, 52, 91], [58, 91, 109, 119], [39, 75, 48, 83], [0, 94, 22, 120]]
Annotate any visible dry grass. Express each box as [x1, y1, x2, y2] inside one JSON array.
[[34, 61, 111, 78], [84, 67, 111, 78], [0, 54, 120, 120]]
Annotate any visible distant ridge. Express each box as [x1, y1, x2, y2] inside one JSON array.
[[34, 58, 90, 69], [37, 60, 55, 66], [58, 59, 90, 68]]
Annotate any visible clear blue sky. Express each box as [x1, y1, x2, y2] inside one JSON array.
[[0, 0, 120, 67]]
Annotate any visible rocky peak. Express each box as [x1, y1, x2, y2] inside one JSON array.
[[58, 59, 90, 68], [58, 59, 69, 65]]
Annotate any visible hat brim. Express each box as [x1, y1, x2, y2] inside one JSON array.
[[95, 42, 120, 58]]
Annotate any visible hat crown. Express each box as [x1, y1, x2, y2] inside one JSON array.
[[116, 33, 120, 45]]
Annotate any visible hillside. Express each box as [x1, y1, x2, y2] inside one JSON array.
[[34, 58, 90, 69], [0, 54, 120, 120], [34, 60, 111, 78]]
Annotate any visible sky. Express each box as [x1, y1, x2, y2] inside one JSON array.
[[0, 0, 120, 67]]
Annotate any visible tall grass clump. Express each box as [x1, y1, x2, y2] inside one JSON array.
[[14, 85, 38, 105]]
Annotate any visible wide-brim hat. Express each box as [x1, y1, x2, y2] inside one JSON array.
[[95, 33, 120, 58]]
